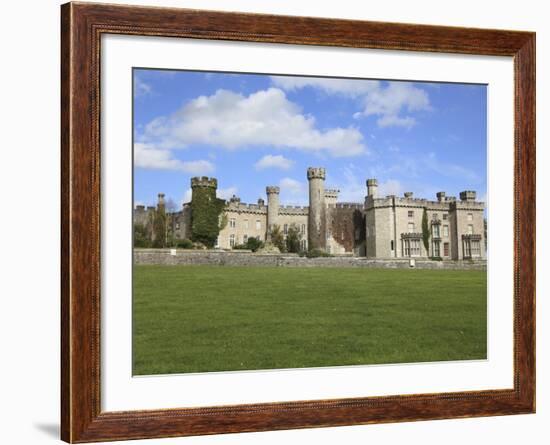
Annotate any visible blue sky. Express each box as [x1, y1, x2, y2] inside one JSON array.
[[133, 68, 486, 210]]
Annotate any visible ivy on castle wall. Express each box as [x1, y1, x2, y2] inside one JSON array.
[[190, 187, 226, 248], [422, 207, 430, 253]]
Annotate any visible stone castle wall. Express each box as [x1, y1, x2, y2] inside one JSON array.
[[134, 249, 486, 270]]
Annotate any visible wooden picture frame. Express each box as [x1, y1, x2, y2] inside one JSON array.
[[61, 2, 535, 442]]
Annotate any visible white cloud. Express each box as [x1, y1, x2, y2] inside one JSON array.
[[182, 189, 192, 205], [140, 88, 366, 157], [272, 76, 432, 129], [134, 77, 152, 97], [356, 82, 432, 129], [254, 154, 294, 171], [271, 76, 380, 97], [217, 187, 239, 200], [335, 165, 402, 202], [134, 143, 215, 174], [378, 179, 402, 196], [279, 177, 308, 205], [180, 160, 216, 175]]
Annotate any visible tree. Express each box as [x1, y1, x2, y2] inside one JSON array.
[[269, 224, 286, 253], [133, 223, 151, 248], [152, 206, 167, 248], [165, 197, 177, 247], [285, 224, 302, 253], [422, 207, 430, 255]]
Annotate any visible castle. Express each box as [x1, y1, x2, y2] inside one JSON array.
[[134, 167, 486, 260]]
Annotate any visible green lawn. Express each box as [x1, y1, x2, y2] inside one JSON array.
[[133, 265, 486, 375]]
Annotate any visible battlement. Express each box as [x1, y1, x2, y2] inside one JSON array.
[[307, 167, 326, 180], [324, 188, 340, 199], [366, 194, 484, 211], [266, 186, 280, 195], [333, 202, 364, 210], [225, 201, 268, 214], [459, 190, 477, 201], [278, 205, 309, 215], [191, 176, 218, 189]]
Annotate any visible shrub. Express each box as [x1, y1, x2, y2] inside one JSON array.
[[245, 237, 264, 252], [176, 239, 194, 249], [285, 224, 302, 253], [306, 248, 332, 258], [268, 225, 286, 253]]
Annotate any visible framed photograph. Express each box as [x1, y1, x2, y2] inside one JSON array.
[[61, 2, 535, 442]]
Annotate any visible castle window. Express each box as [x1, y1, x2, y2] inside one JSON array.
[[471, 240, 481, 256], [467, 224, 474, 235], [403, 239, 421, 257], [244, 219, 249, 229], [229, 218, 236, 228], [175, 223, 180, 230], [433, 213, 439, 220], [432, 224, 440, 238], [256, 220, 261, 230], [443, 225, 449, 237], [284, 224, 288, 234], [229, 234, 235, 247], [467, 213, 473, 221], [301, 224, 306, 234], [243, 235, 248, 244], [391, 240, 394, 251], [443, 214, 448, 220], [408, 210, 414, 218], [408, 222, 415, 233], [444, 242, 450, 256]]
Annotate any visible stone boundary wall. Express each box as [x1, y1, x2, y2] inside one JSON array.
[[134, 249, 487, 270]]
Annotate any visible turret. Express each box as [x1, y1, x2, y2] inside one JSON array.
[[459, 190, 476, 202], [366, 178, 378, 198], [190, 176, 218, 204], [157, 193, 165, 212], [436, 191, 446, 202], [307, 167, 326, 251], [266, 186, 280, 237]]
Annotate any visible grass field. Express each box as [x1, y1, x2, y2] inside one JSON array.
[[133, 265, 487, 375]]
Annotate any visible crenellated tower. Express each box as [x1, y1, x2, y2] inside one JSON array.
[[266, 186, 280, 239], [307, 167, 326, 251]]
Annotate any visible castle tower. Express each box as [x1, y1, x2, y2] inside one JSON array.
[[366, 179, 378, 198], [266, 186, 280, 238], [307, 167, 326, 251], [190, 176, 218, 200], [157, 193, 165, 212]]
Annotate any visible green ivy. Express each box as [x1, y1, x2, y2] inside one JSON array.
[[190, 187, 226, 248], [422, 207, 430, 254]]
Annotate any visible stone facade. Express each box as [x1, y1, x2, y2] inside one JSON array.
[[134, 167, 486, 260]]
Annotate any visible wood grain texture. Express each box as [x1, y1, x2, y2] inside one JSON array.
[[60, 2, 536, 442]]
